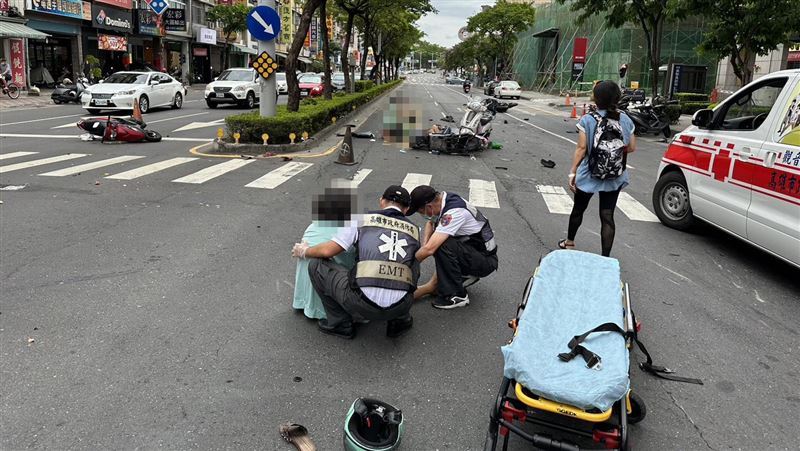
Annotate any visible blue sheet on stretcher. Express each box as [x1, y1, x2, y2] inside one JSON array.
[[502, 250, 629, 412]]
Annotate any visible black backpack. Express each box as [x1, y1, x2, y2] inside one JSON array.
[[588, 112, 626, 180]]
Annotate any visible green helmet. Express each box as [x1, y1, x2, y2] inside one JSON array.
[[343, 398, 404, 451]]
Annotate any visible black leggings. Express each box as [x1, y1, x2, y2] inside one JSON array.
[[567, 187, 622, 257]]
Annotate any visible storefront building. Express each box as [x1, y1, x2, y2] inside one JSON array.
[[87, 1, 133, 76], [192, 25, 214, 82], [24, 0, 85, 86], [0, 2, 50, 90]]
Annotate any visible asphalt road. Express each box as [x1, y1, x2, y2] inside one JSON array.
[[1, 74, 799, 450]]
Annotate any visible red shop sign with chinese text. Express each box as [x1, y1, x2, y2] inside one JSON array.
[[94, 0, 133, 9], [10, 38, 25, 86]]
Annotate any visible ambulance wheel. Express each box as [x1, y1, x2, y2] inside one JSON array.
[[653, 171, 695, 231], [627, 391, 646, 424]]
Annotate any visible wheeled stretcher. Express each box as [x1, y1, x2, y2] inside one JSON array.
[[485, 250, 646, 451]]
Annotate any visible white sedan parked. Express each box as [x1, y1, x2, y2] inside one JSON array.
[[495, 80, 522, 99], [81, 71, 186, 114]]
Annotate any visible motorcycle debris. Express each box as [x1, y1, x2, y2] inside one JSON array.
[[80, 133, 95, 141], [442, 115, 455, 123], [540, 159, 556, 169], [490, 143, 503, 150], [352, 131, 375, 139], [370, 139, 376, 142], [523, 118, 529, 121], [399, 149, 407, 153], [503, 120, 508, 124], [495, 166, 508, 170], [470, 156, 477, 161], [94, 181, 101, 186], [282, 156, 293, 161]]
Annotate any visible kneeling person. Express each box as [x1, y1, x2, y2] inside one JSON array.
[[408, 185, 498, 309], [291, 186, 421, 339]]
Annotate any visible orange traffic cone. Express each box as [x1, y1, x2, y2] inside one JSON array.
[[132, 96, 143, 123], [570, 105, 578, 119], [565, 93, 572, 106]]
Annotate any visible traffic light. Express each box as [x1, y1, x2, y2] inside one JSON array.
[[619, 63, 628, 79]]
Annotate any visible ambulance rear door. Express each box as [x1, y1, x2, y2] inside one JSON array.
[[747, 74, 800, 267]]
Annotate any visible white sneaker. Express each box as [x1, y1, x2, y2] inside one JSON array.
[[432, 293, 470, 309]]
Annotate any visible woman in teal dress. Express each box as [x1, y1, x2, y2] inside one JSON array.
[[292, 188, 357, 319]]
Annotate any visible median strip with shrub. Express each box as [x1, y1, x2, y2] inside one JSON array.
[[225, 80, 401, 145]]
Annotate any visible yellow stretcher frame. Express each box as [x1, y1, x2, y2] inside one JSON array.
[[510, 280, 635, 423]]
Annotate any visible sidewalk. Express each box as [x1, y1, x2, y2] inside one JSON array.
[[0, 89, 57, 110]]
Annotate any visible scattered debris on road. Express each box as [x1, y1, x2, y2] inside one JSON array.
[[540, 159, 556, 168]]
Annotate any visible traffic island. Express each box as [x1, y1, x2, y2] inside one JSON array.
[[213, 80, 402, 156]]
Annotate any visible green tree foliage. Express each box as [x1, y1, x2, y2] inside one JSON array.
[[689, 0, 800, 86], [412, 40, 447, 70], [561, 0, 685, 96], [466, 0, 535, 79], [207, 4, 251, 71]]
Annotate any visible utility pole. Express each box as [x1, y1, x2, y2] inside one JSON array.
[[259, 0, 277, 117]]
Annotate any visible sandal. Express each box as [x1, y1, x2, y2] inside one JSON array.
[[279, 423, 317, 451], [557, 239, 575, 250]]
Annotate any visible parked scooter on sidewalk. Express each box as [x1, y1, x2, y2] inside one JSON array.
[[412, 97, 517, 155], [51, 76, 90, 104], [619, 93, 675, 139], [77, 116, 162, 143]]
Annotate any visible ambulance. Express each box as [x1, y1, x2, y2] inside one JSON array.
[[653, 69, 800, 268]]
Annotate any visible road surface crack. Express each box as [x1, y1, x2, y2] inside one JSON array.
[[667, 390, 715, 450]]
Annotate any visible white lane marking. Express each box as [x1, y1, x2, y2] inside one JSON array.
[[0, 133, 213, 142], [0, 184, 26, 190], [105, 157, 198, 180], [146, 112, 209, 124], [536, 185, 574, 214], [172, 159, 255, 184], [0, 154, 87, 174], [349, 168, 372, 187], [39, 155, 146, 176], [440, 112, 446, 118], [172, 118, 225, 132], [643, 255, 692, 283], [434, 101, 439, 107], [52, 119, 89, 129], [0, 113, 82, 127], [469, 179, 500, 209], [506, 113, 578, 146], [626, 164, 635, 170], [401, 173, 432, 192], [754, 290, 766, 304], [616, 192, 659, 222], [456, 107, 463, 112], [245, 162, 313, 189], [0, 151, 37, 160]]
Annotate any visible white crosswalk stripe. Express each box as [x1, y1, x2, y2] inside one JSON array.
[[172, 159, 255, 184], [0, 153, 88, 174], [245, 162, 313, 189], [616, 192, 659, 222], [469, 179, 500, 209], [401, 173, 432, 192], [0, 151, 38, 160], [105, 157, 198, 180], [349, 168, 373, 187], [536, 185, 574, 214], [39, 155, 146, 177]]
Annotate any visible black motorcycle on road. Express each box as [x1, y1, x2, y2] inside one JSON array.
[[619, 93, 676, 139], [51, 77, 90, 104]]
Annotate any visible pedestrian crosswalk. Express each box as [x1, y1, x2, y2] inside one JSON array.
[[0, 152, 661, 222]]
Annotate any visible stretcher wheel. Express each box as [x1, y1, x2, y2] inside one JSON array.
[[627, 391, 646, 424]]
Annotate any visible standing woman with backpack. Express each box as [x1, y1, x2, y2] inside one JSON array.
[[558, 80, 636, 257]]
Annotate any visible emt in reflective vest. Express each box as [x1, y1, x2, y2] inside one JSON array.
[[407, 185, 498, 309], [291, 186, 421, 339]]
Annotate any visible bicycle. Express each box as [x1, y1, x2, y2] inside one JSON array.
[[1, 80, 20, 99]]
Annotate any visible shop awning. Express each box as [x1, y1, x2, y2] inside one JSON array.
[[298, 56, 313, 64], [232, 43, 257, 55], [532, 27, 559, 38], [0, 21, 50, 40]]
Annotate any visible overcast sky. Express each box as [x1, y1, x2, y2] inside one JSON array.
[[417, 0, 493, 48]]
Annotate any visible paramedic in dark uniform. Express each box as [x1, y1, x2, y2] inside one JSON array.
[[407, 185, 498, 309], [291, 186, 421, 339]]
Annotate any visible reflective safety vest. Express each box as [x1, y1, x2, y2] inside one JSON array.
[[442, 193, 497, 254], [352, 208, 421, 292]]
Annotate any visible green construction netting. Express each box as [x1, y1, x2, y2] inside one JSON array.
[[512, 1, 718, 95]]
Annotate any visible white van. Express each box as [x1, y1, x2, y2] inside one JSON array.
[[653, 69, 800, 268]]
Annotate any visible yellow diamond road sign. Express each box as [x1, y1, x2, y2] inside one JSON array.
[[251, 51, 279, 79]]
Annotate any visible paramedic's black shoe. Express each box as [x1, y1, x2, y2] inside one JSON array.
[[432, 293, 470, 309], [462, 275, 480, 288], [317, 319, 355, 339], [386, 316, 413, 337]]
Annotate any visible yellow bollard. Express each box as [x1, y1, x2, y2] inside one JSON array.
[[262, 133, 269, 145], [289, 132, 296, 144], [301, 131, 309, 141], [217, 128, 224, 140], [233, 132, 241, 144]]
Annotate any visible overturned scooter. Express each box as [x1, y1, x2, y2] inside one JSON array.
[[413, 97, 517, 155], [77, 99, 161, 143]]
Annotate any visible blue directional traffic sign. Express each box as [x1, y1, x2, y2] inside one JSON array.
[[247, 6, 281, 42], [147, 0, 169, 16]]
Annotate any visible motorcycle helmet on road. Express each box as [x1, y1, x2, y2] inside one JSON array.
[[343, 398, 404, 451]]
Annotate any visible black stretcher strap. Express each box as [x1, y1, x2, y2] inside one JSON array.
[[558, 322, 704, 385]]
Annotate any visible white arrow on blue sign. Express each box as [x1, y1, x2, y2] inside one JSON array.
[[148, 0, 169, 16], [247, 6, 281, 42]]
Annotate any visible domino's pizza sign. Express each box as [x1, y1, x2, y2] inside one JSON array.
[[145, 0, 168, 16]]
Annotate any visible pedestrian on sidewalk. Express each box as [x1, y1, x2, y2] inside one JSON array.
[[291, 186, 421, 339], [559, 80, 637, 257], [291, 186, 357, 320]]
